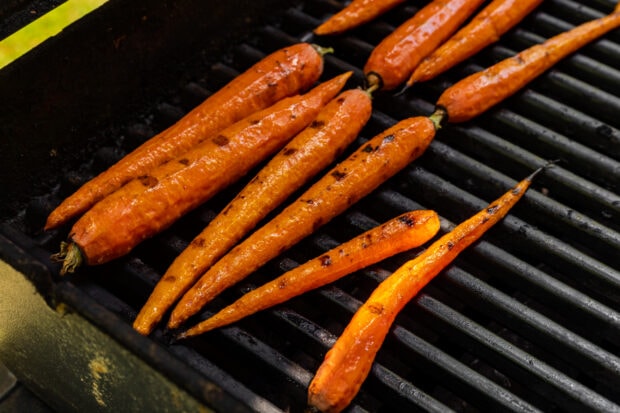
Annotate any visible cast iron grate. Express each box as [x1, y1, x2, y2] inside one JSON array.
[[2, 0, 620, 412]]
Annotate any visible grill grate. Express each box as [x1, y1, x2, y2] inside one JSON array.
[[2, 0, 620, 412]]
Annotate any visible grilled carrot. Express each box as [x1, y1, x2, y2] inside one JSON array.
[[133, 87, 373, 335], [436, 6, 620, 123], [167, 114, 440, 329], [307, 164, 551, 413], [44, 43, 328, 230], [314, 0, 406, 36], [178, 210, 440, 339], [364, 0, 485, 91], [51, 72, 351, 275], [406, 0, 543, 86]]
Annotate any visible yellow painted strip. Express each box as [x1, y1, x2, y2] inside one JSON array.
[[0, 0, 109, 70]]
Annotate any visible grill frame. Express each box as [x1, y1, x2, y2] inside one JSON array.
[[1, 0, 619, 412]]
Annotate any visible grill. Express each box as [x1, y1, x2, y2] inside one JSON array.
[[1, 0, 619, 412]]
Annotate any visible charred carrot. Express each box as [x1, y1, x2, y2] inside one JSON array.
[[406, 0, 543, 86], [133, 87, 373, 335], [44, 43, 328, 230], [178, 210, 440, 338], [364, 0, 485, 91], [167, 115, 439, 329], [314, 0, 406, 36], [307, 164, 551, 413], [436, 6, 620, 123], [51, 72, 351, 275]]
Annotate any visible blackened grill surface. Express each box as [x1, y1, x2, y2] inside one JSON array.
[[1, 0, 620, 412]]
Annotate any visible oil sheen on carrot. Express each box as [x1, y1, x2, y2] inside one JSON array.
[[53, 72, 351, 275], [314, 0, 406, 35], [45, 43, 325, 230], [436, 6, 620, 123], [407, 0, 543, 85], [307, 165, 547, 413], [178, 210, 440, 338], [364, 0, 485, 90], [133, 87, 372, 335], [167, 115, 438, 329]]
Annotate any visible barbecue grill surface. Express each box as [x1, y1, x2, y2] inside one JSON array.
[[1, 0, 619, 412]]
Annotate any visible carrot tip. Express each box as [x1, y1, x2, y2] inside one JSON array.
[[527, 159, 560, 182], [393, 83, 411, 97], [50, 241, 83, 275]]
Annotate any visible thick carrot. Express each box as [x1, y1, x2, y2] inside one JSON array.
[[406, 0, 543, 86], [133, 87, 373, 335], [314, 0, 406, 36], [436, 6, 620, 123], [364, 0, 485, 91], [44, 43, 327, 230], [307, 164, 551, 413], [167, 115, 440, 329], [177, 210, 440, 339], [51, 72, 351, 275]]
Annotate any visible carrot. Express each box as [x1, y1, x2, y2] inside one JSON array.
[[307, 163, 552, 413], [44, 42, 328, 230], [314, 0, 406, 36], [133, 87, 373, 335], [177, 210, 440, 339], [51, 72, 352, 275], [364, 0, 485, 91], [167, 114, 440, 330], [436, 6, 620, 123], [406, 0, 544, 86]]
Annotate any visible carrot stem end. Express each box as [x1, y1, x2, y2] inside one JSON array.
[[51, 241, 83, 275]]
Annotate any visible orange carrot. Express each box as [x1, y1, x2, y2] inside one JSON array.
[[51, 72, 351, 275], [133, 87, 373, 335], [406, 0, 543, 86], [177, 210, 440, 338], [44, 43, 327, 230], [364, 0, 485, 91], [307, 164, 552, 413], [314, 0, 406, 36], [167, 114, 440, 330], [436, 6, 620, 123]]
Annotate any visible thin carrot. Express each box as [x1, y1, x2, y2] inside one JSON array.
[[364, 0, 485, 91], [44, 43, 328, 230], [51, 72, 351, 275], [178, 210, 440, 338], [307, 163, 552, 413], [167, 114, 440, 330], [133, 87, 373, 335], [435, 6, 620, 123], [314, 0, 406, 36], [406, 0, 544, 86]]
